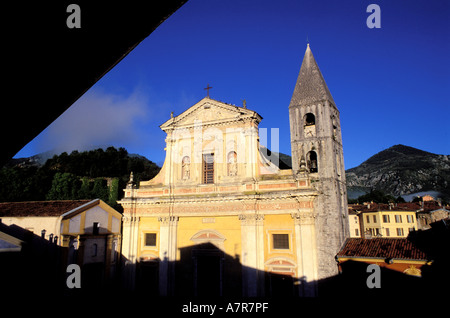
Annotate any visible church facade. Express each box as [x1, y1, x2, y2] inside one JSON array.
[[119, 44, 348, 297]]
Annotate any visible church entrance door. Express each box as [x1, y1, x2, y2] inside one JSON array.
[[193, 247, 223, 296]]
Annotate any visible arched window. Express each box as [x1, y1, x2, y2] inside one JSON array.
[[306, 151, 318, 173], [331, 115, 338, 139], [304, 113, 315, 126], [227, 151, 237, 176], [182, 156, 190, 180], [304, 113, 316, 137]]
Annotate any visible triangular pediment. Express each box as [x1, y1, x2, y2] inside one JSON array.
[[160, 98, 261, 130]]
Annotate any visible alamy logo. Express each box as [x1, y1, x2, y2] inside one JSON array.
[[66, 264, 81, 289], [366, 4, 381, 29], [366, 264, 381, 288], [66, 4, 81, 29]]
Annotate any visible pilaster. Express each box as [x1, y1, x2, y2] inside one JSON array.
[[291, 212, 318, 296], [239, 214, 265, 296], [121, 214, 139, 290], [158, 216, 179, 296]]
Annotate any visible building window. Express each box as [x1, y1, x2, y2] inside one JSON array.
[[272, 234, 289, 250], [373, 215, 377, 223], [304, 113, 316, 137], [396, 228, 404, 236], [383, 215, 390, 223], [203, 153, 214, 184], [366, 215, 370, 223], [145, 233, 157, 247], [304, 113, 315, 126], [93, 222, 99, 235], [354, 216, 358, 224], [355, 229, 359, 236], [92, 243, 98, 257], [407, 215, 414, 223], [306, 151, 318, 173], [182, 156, 190, 180], [385, 228, 390, 237], [395, 215, 402, 223]]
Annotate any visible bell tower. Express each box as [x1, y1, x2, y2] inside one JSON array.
[[289, 44, 349, 280]]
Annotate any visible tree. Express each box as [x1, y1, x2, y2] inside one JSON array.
[[91, 178, 108, 202], [78, 177, 91, 199], [412, 196, 422, 203], [108, 178, 119, 208], [354, 189, 395, 204], [46, 172, 80, 200], [1, 146, 160, 203], [395, 196, 405, 203]]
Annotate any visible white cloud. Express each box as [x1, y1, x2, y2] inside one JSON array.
[[35, 88, 151, 154]]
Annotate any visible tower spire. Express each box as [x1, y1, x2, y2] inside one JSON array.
[[289, 44, 335, 108]]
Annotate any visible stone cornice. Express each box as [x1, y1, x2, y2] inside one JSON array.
[[119, 189, 317, 206]]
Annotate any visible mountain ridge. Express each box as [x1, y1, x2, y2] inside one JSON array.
[[346, 144, 450, 201]]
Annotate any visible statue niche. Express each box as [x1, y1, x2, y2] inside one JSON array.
[[227, 151, 237, 177], [182, 156, 190, 180]]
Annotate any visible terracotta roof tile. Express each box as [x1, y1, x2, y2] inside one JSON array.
[[337, 238, 428, 261], [0, 200, 91, 217]]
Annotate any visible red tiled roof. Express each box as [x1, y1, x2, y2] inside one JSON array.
[[349, 202, 450, 214], [349, 202, 421, 212], [422, 201, 448, 213], [0, 200, 91, 217], [337, 238, 428, 261]]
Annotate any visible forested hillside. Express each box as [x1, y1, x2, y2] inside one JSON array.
[[0, 147, 160, 208]]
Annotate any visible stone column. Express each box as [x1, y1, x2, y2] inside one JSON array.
[[291, 212, 318, 296], [239, 214, 264, 297], [121, 214, 139, 290], [158, 216, 178, 296]]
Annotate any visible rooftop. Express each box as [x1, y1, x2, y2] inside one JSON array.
[[0, 200, 92, 217], [349, 201, 448, 213], [337, 238, 429, 261]]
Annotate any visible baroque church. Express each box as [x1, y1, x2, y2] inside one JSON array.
[[119, 44, 349, 297]]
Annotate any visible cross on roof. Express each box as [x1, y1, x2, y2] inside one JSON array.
[[204, 84, 213, 98]]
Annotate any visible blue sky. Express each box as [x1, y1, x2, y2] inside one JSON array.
[[15, 0, 450, 169]]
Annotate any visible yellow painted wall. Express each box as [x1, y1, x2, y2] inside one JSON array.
[[136, 215, 243, 261], [135, 213, 301, 275], [361, 211, 418, 238], [348, 214, 361, 237], [176, 215, 242, 260], [138, 217, 160, 260], [263, 214, 296, 263]]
